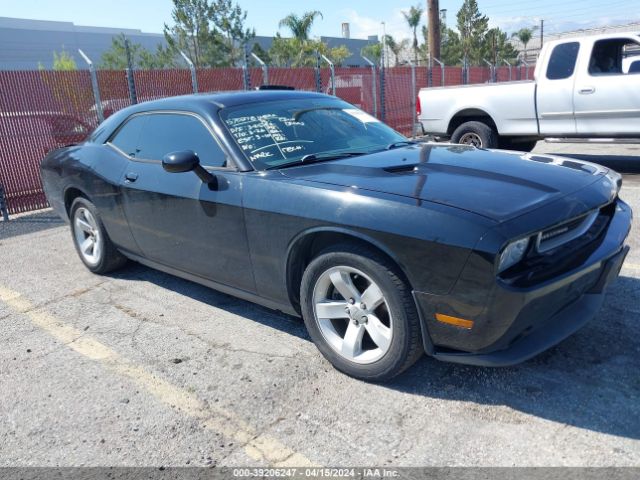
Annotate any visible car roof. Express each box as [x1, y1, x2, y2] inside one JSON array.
[[127, 89, 332, 113]]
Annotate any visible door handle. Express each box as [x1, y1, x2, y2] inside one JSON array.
[[578, 87, 595, 94], [125, 172, 138, 183]]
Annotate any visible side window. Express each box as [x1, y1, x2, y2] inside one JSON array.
[[590, 38, 640, 75], [110, 115, 147, 157], [137, 113, 227, 168], [546, 42, 580, 80]]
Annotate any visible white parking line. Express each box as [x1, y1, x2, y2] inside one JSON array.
[[0, 285, 315, 467]]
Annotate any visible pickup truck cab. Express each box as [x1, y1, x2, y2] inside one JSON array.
[[417, 32, 640, 151]]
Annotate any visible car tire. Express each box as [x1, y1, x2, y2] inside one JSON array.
[[451, 121, 498, 148], [499, 138, 538, 152], [300, 243, 423, 382], [69, 197, 127, 274]]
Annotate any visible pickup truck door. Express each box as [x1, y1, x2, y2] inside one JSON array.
[[573, 36, 640, 135], [536, 41, 581, 136]]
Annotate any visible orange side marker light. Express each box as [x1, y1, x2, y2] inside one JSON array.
[[435, 313, 474, 329]]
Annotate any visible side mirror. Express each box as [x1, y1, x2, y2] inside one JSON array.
[[162, 150, 200, 173], [162, 150, 214, 184]]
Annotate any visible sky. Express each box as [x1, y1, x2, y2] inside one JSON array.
[[1, 0, 638, 41]]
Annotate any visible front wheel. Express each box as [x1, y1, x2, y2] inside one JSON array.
[[300, 244, 423, 382]]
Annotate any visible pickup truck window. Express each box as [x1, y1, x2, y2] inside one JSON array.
[[546, 42, 580, 80], [589, 38, 640, 75]]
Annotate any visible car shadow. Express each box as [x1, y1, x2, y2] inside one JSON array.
[[548, 152, 640, 175], [109, 262, 640, 440], [0, 210, 65, 240]]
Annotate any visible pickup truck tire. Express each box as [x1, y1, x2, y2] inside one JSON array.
[[451, 121, 498, 149], [499, 138, 538, 152]]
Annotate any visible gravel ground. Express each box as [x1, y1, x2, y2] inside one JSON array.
[[0, 142, 639, 467]]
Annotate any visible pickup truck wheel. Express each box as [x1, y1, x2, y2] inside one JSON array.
[[300, 244, 423, 382], [451, 121, 498, 149]]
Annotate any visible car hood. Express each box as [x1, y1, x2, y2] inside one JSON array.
[[279, 144, 610, 222]]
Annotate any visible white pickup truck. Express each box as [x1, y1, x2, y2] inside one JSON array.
[[417, 32, 640, 151]]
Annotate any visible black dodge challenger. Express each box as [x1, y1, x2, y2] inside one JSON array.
[[41, 90, 632, 381]]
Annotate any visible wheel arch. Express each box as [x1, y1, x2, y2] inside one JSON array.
[[285, 227, 414, 314], [63, 186, 90, 217], [447, 108, 498, 136]]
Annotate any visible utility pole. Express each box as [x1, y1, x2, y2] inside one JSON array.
[[428, 0, 441, 61]]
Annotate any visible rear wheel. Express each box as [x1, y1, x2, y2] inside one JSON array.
[[300, 244, 423, 382], [70, 197, 127, 274], [450, 121, 498, 149]]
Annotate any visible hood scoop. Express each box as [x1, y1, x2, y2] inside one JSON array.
[[384, 164, 421, 174]]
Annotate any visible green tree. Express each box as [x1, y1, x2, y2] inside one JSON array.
[[361, 43, 382, 64], [440, 27, 462, 65], [52, 49, 77, 70], [456, 0, 489, 65], [278, 11, 323, 42], [213, 0, 255, 65], [485, 28, 518, 65], [268, 34, 300, 67], [100, 34, 175, 69], [402, 4, 424, 65], [385, 35, 409, 66], [511, 26, 538, 55], [327, 45, 351, 66]]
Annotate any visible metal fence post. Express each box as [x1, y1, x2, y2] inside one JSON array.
[[379, 62, 386, 123], [251, 52, 268, 86], [521, 58, 530, 80], [180, 51, 198, 93], [432, 57, 445, 86], [362, 56, 377, 118], [314, 51, 322, 93], [242, 46, 250, 90], [78, 49, 104, 123], [427, 54, 433, 88], [483, 59, 495, 83], [461, 57, 468, 85], [0, 183, 9, 222], [503, 59, 512, 81], [410, 61, 417, 137], [124, 38, 137, 104], [320, 54, 336, 96]]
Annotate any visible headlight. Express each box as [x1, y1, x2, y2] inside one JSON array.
[[498, 237, 530, 272]]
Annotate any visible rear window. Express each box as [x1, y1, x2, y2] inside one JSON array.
[[546, 42, 580, 80]]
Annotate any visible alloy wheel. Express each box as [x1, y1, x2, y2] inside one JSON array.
[[73, 207, 102, 266], [312, 266, 393, 364]]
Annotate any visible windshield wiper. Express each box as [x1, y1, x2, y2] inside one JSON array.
[[300, 151, 367, 163], [386, 140, 418, 150], [267, 151, 368, 170]]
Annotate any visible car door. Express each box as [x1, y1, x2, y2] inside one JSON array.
[[536, 41, 581, 136], [111, 111, 256, 293], [573, 36, 640, 135]]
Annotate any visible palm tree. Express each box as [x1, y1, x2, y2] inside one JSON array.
[[512, 26, 538, 59], [402, 4, 424, 64], [385, 35, 409, 66], [278, 11, 323, 42]]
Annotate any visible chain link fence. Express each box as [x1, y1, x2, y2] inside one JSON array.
[[0, 63, 535, 217]]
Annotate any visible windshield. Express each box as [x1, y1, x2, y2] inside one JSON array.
[[220, 97, 406, 169]]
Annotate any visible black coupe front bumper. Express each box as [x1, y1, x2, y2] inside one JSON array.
[[414, 199, 632, 366]]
